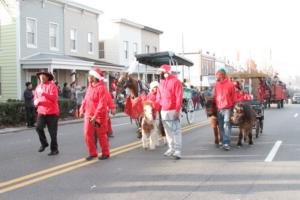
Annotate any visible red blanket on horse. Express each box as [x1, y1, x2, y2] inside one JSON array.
[[124, 95, 146, 119]]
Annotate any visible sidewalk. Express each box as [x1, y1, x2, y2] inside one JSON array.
[[0, 112, 128, 135]]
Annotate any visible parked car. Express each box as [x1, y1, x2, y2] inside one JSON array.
[[292, 93, 300, 104]]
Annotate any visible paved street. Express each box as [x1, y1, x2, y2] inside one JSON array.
[[1, 105, 300, 200]]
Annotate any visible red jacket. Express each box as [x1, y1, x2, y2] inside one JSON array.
[[146, 92, 160, 113], [156, 75, 183, 112], [214, 78, 235, 109], [110, 82, 117, 91], [34, 81, 59, 115], [235, 90, 253, 102], [108, 92, 116, 109], [80, 81, 108, 119]]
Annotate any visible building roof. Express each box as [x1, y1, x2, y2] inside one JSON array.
[[21, 53, 91, 64], [113, 18, 163, 34], [143, 26, 163, 34], [71, 56, 125, 68], [112, 18, 144, 29], [20, 53, 125, 72], [52, 0, 103, 15]]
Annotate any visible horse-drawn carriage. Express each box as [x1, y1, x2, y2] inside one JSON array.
[[135, 51, 195, 124], [228, 72, 266, 138]]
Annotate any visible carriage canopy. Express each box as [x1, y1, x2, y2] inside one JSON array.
[[228, 72, 269, 79], [135, 51, 193, 67]]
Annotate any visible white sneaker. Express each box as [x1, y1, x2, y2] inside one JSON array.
[[223, 144, 230, 151], [164, 149, 175, 157], [172, 151, 181, 160]]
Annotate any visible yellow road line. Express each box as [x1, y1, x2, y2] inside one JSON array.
[[0, 120, 209, 194], [0, 140, 141, 188], [0, 143, 142, 194]]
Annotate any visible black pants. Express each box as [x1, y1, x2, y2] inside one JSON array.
[[25, 106, 36, 126], [36, 114, 59, 151]]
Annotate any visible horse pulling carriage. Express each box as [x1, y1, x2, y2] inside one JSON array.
[[228, 72, 266, 139], [135, 51, 195, 124]]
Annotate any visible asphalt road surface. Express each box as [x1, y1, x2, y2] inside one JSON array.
[[1, 104, 300, 200]]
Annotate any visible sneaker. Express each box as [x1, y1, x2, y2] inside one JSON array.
[[172, 151, 181, 160], [218, 142, 223, 148], [164, 149, 175, 157], [223, 144, 230, 151]]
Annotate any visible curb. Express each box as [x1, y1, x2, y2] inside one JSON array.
[[0, 113, 128, 135]]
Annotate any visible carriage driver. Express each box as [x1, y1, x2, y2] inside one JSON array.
[[214, 68, 236, 151], [156, 64, 183, 159]]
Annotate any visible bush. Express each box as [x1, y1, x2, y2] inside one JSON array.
[[58, 98, 77, 118], [0, 101, 26, 126], [0, 99, 77, 127]]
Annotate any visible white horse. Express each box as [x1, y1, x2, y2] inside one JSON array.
[[141, 101, 160, 150]]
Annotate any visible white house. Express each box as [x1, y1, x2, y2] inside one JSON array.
[[99, 18, 163, 83]]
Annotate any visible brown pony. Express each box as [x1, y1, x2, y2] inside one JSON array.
[[117, 72, 140, 98], [141, 100, 160, 149], [231, 102, 256, 146], [205, 99, 221, 146], [117, 72, 148, 138]]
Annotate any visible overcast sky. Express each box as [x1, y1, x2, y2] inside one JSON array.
[[74, 0, 300, 80]]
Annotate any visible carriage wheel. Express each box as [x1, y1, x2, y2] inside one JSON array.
[[255, 120, 260, 138], [259, 119, 264, 134], [186, 99, 195, 124]]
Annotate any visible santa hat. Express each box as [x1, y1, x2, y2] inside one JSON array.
[[158, 64, 171, 74], [150, 81, 159, 90], [89, 68, 107, 82]]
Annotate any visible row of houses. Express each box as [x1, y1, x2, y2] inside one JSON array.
[[0, 0, 163, 101], [180, 51, 237, 88]]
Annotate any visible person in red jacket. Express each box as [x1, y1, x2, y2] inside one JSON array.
[[146, 81, 160, 113], [156, 64, 183, 159], [107, 92, 116, 137], [147, 81, 166, 145], [34, 72, 60, 156], [80, 68, 110, 161], [214, 69, 235, 151], [233, 81, 253, 102]]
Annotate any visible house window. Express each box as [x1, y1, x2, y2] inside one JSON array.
[[153, 46, 157, 53], [26, 18, 37, 48], [99, 41, 105, 59], [70, 29, 77, 52], [133, 43, 138, 55], [49, 22, 59, 51], [145, 45, 150, 53], [0, 20, 2, 49], [0, 67, 2, 96], [124, 41, 128, 59], [87, 32, 94, 54]]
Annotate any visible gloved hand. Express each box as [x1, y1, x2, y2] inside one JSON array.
[[36, 87, 43, 95], [173, 112, 180, 121], [34, 99, 39, 106]]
